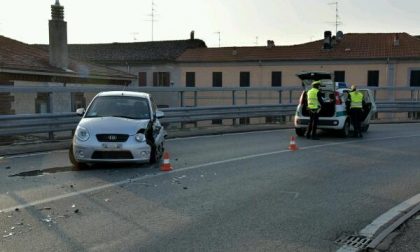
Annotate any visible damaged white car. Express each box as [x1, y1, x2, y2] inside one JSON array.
[[69, 91, 166, 169]]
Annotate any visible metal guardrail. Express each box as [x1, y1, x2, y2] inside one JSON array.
[[1, 102, 420, 137]]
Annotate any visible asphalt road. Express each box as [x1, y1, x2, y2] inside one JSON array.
[[1, 123, 420, 252]]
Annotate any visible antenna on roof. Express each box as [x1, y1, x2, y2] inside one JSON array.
[[215, 31, 221, 47], [131, 32, 139, 41], [146, 0, 158, 41], [328, 2, 342, 34]]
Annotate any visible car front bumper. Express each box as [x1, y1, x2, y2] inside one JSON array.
[[72, 139, 151, 163]]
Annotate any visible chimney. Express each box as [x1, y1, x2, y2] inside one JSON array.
[[49, 0, 68, 69], [267, 40, 275, 48], [190, 30, 195, 40], [393, 33, 400, 46], [323, 31, 332, 49]]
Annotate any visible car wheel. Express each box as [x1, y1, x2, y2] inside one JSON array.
[[69, 144, 88, 170], [362, 124, 369, 133], [339, 120, 350, 138], [295, 128, 306, 137]]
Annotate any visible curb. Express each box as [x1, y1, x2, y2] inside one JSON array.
[[337, 193, 420, 251]]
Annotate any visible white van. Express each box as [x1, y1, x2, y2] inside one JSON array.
[[294, 71, 377, 137]]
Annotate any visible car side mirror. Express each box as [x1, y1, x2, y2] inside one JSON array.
[[76, 108, 85, 116], [155, 110, 165, 119]]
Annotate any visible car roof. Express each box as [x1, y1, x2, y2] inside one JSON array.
[[96, 91, 150, 99]]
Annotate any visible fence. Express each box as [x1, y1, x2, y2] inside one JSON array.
[[1, 102, 420, 138]]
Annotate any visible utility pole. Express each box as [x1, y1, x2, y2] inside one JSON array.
[[255, 36, 259, 46], [328, 2, 342, 34]]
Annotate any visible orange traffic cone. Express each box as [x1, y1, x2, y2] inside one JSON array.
[[160, 152, 173, 171], [288, 136, 299, 151]]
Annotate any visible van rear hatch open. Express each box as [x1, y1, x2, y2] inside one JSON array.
[[296, 71, 335, 92], [296, 71, 336, 117]]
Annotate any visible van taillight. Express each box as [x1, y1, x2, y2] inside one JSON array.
[[335, 91, 341, 105]]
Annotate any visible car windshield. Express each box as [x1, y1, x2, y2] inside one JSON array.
[[85, 96, 151, 120]]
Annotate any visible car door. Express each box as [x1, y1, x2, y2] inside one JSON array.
[[359, 89, 377, 125]]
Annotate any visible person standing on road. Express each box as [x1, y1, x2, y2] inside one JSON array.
[[306, 81, 324, 140], [346, 85, 365, 138]]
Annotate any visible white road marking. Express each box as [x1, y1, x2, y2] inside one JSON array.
[[2, 134, 420, 213]]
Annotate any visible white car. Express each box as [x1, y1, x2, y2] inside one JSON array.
[[294, 71, 377, 137], [69, 91, 166, 168]]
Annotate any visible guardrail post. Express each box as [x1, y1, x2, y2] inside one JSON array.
[[194, 91, 198, 107], [232, 90, 236, 105], [289, 90, 293, 104], [48, 92, 55, 140], [245, 90, 248, 105], [179, 91, 184, 107]]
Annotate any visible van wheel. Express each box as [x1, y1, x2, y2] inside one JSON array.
[[295, 128, 306, 137], [362, 124, 369, 133], [339, 120, 350, 138], [69, 144, 88, 170]]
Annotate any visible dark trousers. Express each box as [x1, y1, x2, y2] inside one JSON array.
[[349, 108, 363, 136], [306, 109, 319, 137]]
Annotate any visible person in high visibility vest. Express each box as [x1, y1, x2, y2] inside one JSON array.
[[346, 85, 365, 137], [306, 81, 324, 140]]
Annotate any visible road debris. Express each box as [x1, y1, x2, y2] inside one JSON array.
[[10, 227, 15, 230], [74, 209, 80, 214], [14, 208, 19, 212], [3, 232, 13, 238], [183, 187, 188, 190], [5, 166, 11, 170], [104, 198, 110, 202], [40, 207, 52, 211], [71, 204, 76, 208], [42, 216, 53, 224]]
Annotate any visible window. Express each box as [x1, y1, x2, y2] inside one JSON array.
[[35, 92, 51, 113], [240, 72, 250, 87], [367, 71, 379, 87], [138, 72, 147, 86], [334, 71, 345, 82], [212, 119, 222, 124], [272, 72, 282, 87], [410, 70, 420, 87], [153, 72, 170, 86], [186, 72, 195, 87], [212, 72, 222, 87]]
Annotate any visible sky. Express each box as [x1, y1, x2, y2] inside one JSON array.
[[0, 0, 419, 47]]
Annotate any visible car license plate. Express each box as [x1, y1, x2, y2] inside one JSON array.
[[102, 143, 121, 149]]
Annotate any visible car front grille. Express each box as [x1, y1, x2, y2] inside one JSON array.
[[96, 134, 129, 142], [91, 151, 134, 159]]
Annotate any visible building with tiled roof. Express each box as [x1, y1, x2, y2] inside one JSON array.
[[34, 35, 207, 87], [0, 1, 136, 115], [173, 32, 420, 94], [1, 35, 134, 84]]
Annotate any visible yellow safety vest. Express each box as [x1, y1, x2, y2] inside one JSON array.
[[349, 91, 363, 108], [307, 88, 320, 109]]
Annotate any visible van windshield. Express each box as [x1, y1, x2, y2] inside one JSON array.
[[85, 96, 151, 120]]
